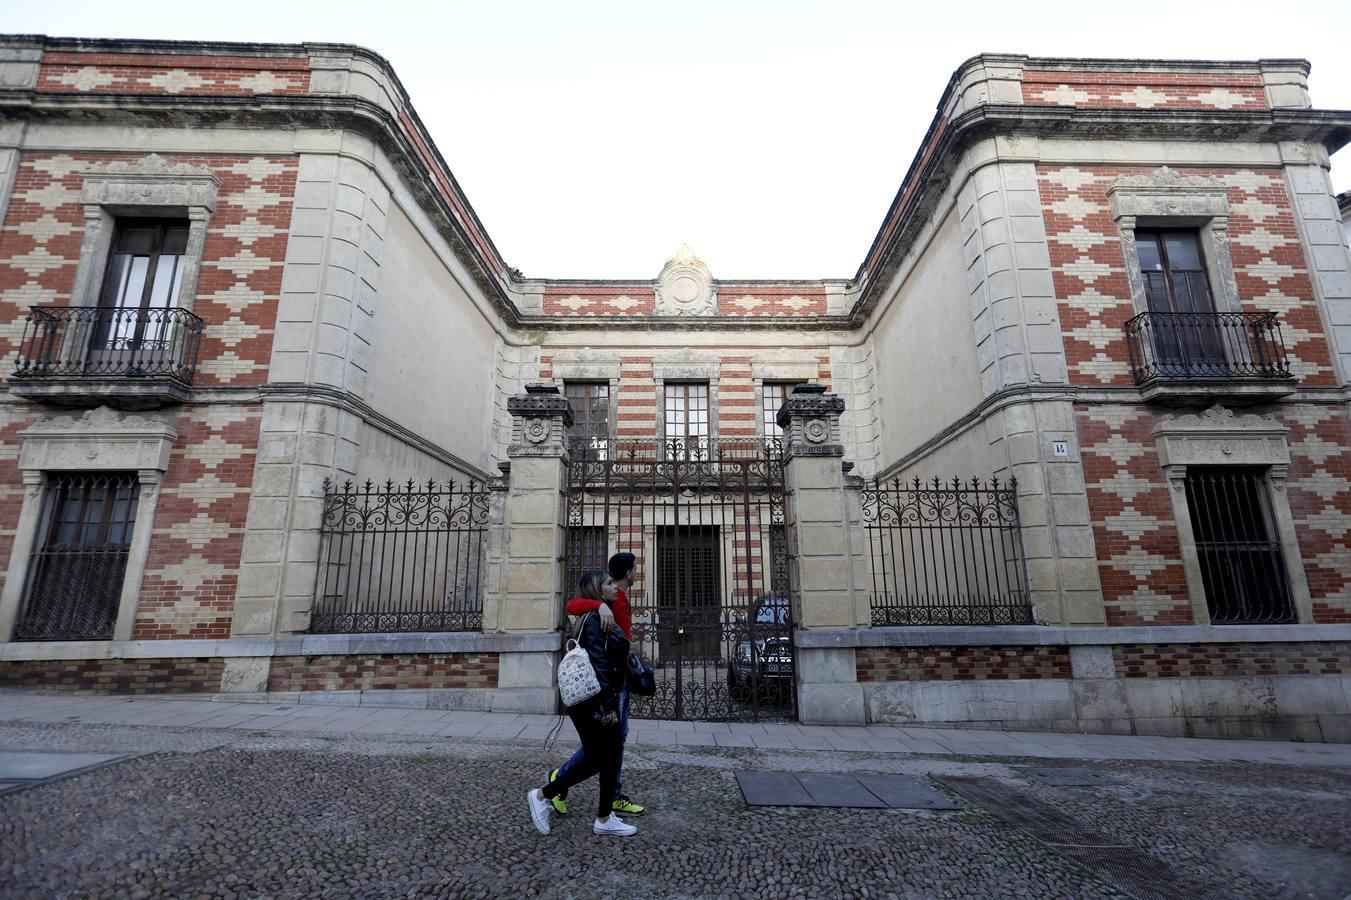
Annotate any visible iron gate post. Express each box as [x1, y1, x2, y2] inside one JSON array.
[[778, 385, 870, 726]]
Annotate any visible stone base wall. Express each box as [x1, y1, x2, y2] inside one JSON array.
[[0, 657, 224, 693], [857, 646, 1072, 681], [266, 653, 499, 692]]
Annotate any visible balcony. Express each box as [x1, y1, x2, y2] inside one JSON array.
[[9, 306, 205, 409], [1124, 311, 1298, 404]]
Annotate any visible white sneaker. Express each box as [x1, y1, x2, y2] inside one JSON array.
[[593, 813, 637, 836], [527, 788, 552, 835]]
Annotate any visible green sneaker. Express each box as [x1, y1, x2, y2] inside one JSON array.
[[547, 768, 567, 815], [612, 795, 645, 815]]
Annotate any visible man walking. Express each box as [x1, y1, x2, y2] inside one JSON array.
[[548, 551, 646, 816]]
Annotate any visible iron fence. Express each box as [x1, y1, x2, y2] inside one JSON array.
[[862, 476, 1032, 625], [12, 305, 204, 382], [312, 479, 488, 633], [567, 437, 783, 463], [1124, 311, 1293, 382]]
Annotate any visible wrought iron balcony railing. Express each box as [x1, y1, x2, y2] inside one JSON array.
[[12, 306, 204, 383], [1124, 311, 1294, 383]]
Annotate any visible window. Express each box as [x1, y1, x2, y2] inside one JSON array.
[[565, 525, 608, 588], [762, 382, 805, 440], [14, 472, 140, 641], [1135, 229, 1225, 374], [1183, 466, 1294, 624], [564, 382, 610, 455], [664, 382, 709, 456], [94, 219, 190, 369]]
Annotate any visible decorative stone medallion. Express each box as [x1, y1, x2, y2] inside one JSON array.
[[524, 418, 550, 444], [804, 420, 829, 444], [655, 244, 716, 316]]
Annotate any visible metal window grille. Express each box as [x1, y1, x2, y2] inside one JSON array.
[[566, 525, 608, 586], [1184, 466, 1295, 624], [14, 472, 139, 641], [312, 479, 488, 633], [862, 476, 1032, 625], [762, 382, 804, 439]]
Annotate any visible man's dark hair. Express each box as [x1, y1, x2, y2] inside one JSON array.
[[608, 552, 636, 581]]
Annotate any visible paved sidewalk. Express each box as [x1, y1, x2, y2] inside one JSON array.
[[3, 688, 1351, 765]]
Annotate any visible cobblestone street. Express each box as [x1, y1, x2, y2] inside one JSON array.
[[2, 693, 1350, 898]]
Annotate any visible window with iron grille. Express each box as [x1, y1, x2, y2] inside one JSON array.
[[566, 525, 609, 591], [762, 382, 804, 439], [14, 472, 140, 641], [564, 381, 610, 453], [663, 382, 709, 455], [1183, 466, 1295, 624]]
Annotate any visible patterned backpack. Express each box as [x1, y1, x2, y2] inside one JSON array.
[[557, 613, 603, 708]]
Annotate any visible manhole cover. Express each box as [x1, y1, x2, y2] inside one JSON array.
[[736, 771, 957, 809]]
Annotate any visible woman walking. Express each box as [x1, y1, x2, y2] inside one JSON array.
[[527, 571, 636, 837]]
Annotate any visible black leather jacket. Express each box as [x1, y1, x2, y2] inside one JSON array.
[[573, 611, 630, 715]]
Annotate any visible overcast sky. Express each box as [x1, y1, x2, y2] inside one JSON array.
[[4, 0, 1351, 279]]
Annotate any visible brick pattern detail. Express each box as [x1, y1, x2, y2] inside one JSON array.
[[0, 657, 223, 693], [540, 285, 827, 317], [1022, 70, 1267, 110], [37, 52, 309, 95], [1077, 405, 1192, 626], [855, 646, 1072, 682], [0, 152, 297, 388], [132, 408, 262, 640], [1037, 165, 1336, 388], [267, 654, 500, 691], [1279, 406, 1351, 623], [1114, 642, 1350, 678]]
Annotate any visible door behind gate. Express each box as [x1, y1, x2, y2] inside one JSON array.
[[564, 440, 796, 722]]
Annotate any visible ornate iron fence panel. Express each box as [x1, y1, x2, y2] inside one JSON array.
[[312, 479, 488, 633], [862, 476, 1032, 626], [565, 439, 795, 722]]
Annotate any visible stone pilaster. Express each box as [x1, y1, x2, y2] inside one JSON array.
[[481, 384, 572, 712], [777, 385, 869, 725]]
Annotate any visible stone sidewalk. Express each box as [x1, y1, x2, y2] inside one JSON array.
[[3, 688, 1350, 898], [3, 688, 1351, 766]]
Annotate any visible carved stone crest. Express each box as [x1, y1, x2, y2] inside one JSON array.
[[523, 418, 550, 444], [804, 420, 829, 444], [655, 244, 716, 317]]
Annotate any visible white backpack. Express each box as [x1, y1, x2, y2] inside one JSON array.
[[557, 613, 603, 708]]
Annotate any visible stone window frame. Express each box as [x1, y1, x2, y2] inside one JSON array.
[[1107, 167, 1242, 319], [0, 407, 178, 643], [1151, 405, 1314, 626], [652, 361, 720, 449], [751, 360, 819, 440], [551, 359, 620, 446], [68, 155, 219, 318]]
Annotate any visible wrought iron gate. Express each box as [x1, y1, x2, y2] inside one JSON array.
[[564, 440, 795, 722]]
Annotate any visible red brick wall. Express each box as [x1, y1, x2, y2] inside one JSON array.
[[37, 51, 310, 95], [856, 646, 1072, 682], [540, 285, 827, 317], [267, 654, 500, 691], [1278, 407, 1351, 623], [1037, 165, 1335, 389], [1114, 642, 1350, 677], [0, 657, 223, 693], [1076, 406, 1193, 626], [1022, 70, 1267, 110]]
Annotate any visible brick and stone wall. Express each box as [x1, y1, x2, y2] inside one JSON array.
[[1021, 70, 1268, 110], [856, 646, 1072, 681], [0, 657, 224, 693], [36, 51, 310, 95], [1113, 642, 1350, 677], [539, 284, 828, 317], [266, 653, 500, 692]]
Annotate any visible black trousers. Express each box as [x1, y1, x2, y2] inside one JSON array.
[[542, 706, 623, 820]]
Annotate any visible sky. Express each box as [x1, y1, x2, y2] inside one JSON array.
[[3, 0, 1351, 279]]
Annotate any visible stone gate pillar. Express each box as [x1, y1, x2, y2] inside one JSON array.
[[778, 384, 870, 725], [479, 383, 572, 712]]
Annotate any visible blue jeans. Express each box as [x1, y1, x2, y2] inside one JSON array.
[[555, 687, 628, 800]]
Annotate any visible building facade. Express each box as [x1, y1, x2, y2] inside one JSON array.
[[0, 36, 1349, 739]]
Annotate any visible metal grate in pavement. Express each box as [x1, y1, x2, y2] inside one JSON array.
[[736, 771, 958, 809]]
